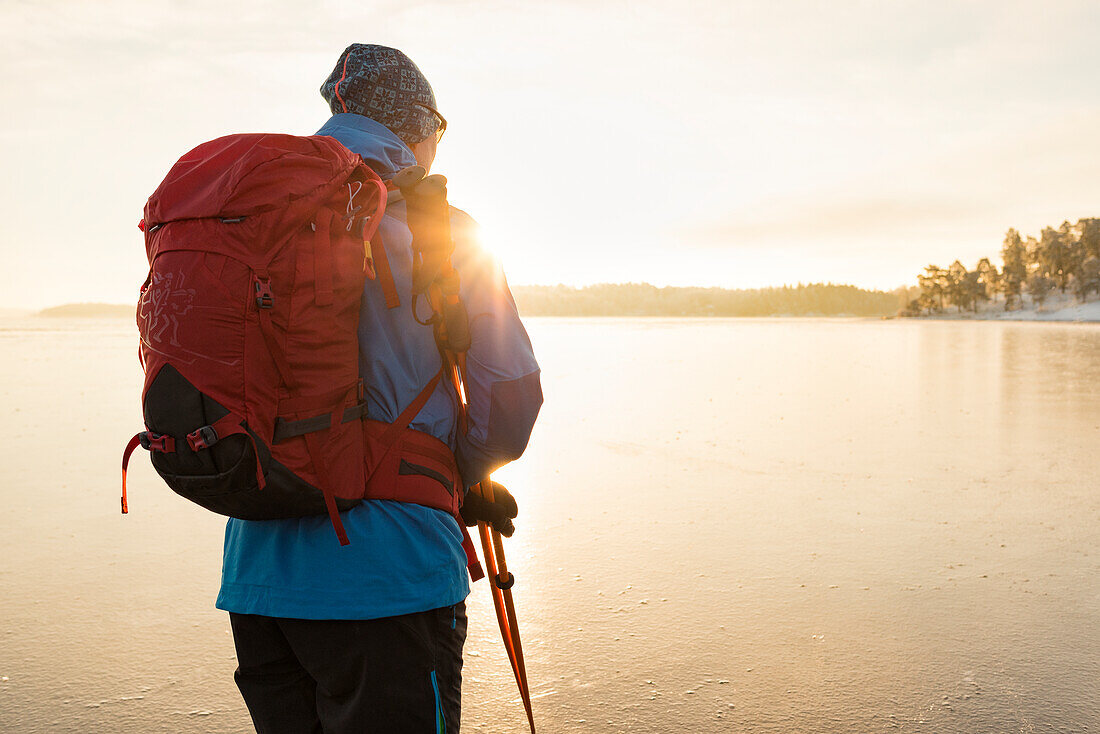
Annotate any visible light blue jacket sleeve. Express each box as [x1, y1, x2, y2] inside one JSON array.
[[449, 208, 543, 485]]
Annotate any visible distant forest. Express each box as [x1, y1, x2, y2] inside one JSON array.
[[37, 284, 903, 319], [510, 283, 901, 317], [902, 216, 1100, 315], [38, 303, 134, 318]]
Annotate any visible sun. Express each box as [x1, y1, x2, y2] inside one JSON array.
[[472, 217, 514, 265], [444, 172, 546, 285]]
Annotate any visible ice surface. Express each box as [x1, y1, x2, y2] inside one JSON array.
[[1, 317, 1098, 732]]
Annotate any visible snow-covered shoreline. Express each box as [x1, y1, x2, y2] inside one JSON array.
[[913, 293, 1100, 322]]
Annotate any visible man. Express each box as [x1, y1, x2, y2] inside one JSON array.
[[216, 44, 543, 733]]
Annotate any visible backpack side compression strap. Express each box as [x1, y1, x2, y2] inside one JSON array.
[[371, 228, 401, 309], [121, 411, 263, 514]]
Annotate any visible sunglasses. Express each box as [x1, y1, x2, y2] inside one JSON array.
[[413, 102, 448, 143]]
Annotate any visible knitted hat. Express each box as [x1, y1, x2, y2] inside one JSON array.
[[320, 44, 440, 145]]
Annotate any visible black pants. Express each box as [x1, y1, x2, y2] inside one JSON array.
[[230, 603, 466, 734]]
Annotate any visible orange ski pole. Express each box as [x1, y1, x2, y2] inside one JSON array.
[[424, 234, 535, 730], [475, 480, 535, 733], [445, 358, 535, 732]]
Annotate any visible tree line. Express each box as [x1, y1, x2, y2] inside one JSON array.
[[511, 283, 902, 317], [902, 217, 1100, 316], [35, 284, 905, 320]]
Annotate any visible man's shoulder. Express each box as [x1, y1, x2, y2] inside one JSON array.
[[448, 206, 490, 266], [449, 205, 477, 234]]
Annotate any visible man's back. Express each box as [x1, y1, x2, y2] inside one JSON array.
[[220, 44, 542, 734]]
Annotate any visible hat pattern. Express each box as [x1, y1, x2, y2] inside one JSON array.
[[320, 44, 439, 145]]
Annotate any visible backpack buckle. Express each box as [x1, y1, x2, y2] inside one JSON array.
[[139, 431, 175, 453], [187, 425, 219, 451], [253, 277, 274, 309]]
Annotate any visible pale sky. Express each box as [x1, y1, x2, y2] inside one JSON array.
[[2, 0, 1100, 308]]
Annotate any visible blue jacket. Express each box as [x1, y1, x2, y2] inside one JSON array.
[[216, 114, 542, 620]]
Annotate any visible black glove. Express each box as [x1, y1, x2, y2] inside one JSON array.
[[460, 481, 518, 537]]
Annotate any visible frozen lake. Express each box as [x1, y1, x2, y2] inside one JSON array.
[[1, 317, 1098, 732]]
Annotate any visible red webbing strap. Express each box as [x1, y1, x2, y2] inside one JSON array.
[[461, 524, 485, 582], [314, 210, 334, 306], [362, 177, 387, 244], [255, 272, 353, 545], [372, 229, 400, 309], [255, 296, 296, 390], [121, 433, 142, 514], [250, 276, 351, 543], [303, 429, 349, 546], [374, 370, 443, 459]]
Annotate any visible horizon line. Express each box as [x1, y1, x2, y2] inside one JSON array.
[[2, 280, 914, 313]]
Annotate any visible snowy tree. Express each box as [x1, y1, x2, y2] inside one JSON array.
[[1001, 229, 1027, 310], [1027, 273, 1054, 307], [975, 257, 1000, 305], [1075, 257, 1100, 301]]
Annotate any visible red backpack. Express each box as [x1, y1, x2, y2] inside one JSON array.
[[122, 133, 388, 544]]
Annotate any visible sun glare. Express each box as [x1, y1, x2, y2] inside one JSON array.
[[472, 218, 514, 268]]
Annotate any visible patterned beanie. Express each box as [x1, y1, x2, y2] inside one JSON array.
[[320, 44, 440, 145]]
